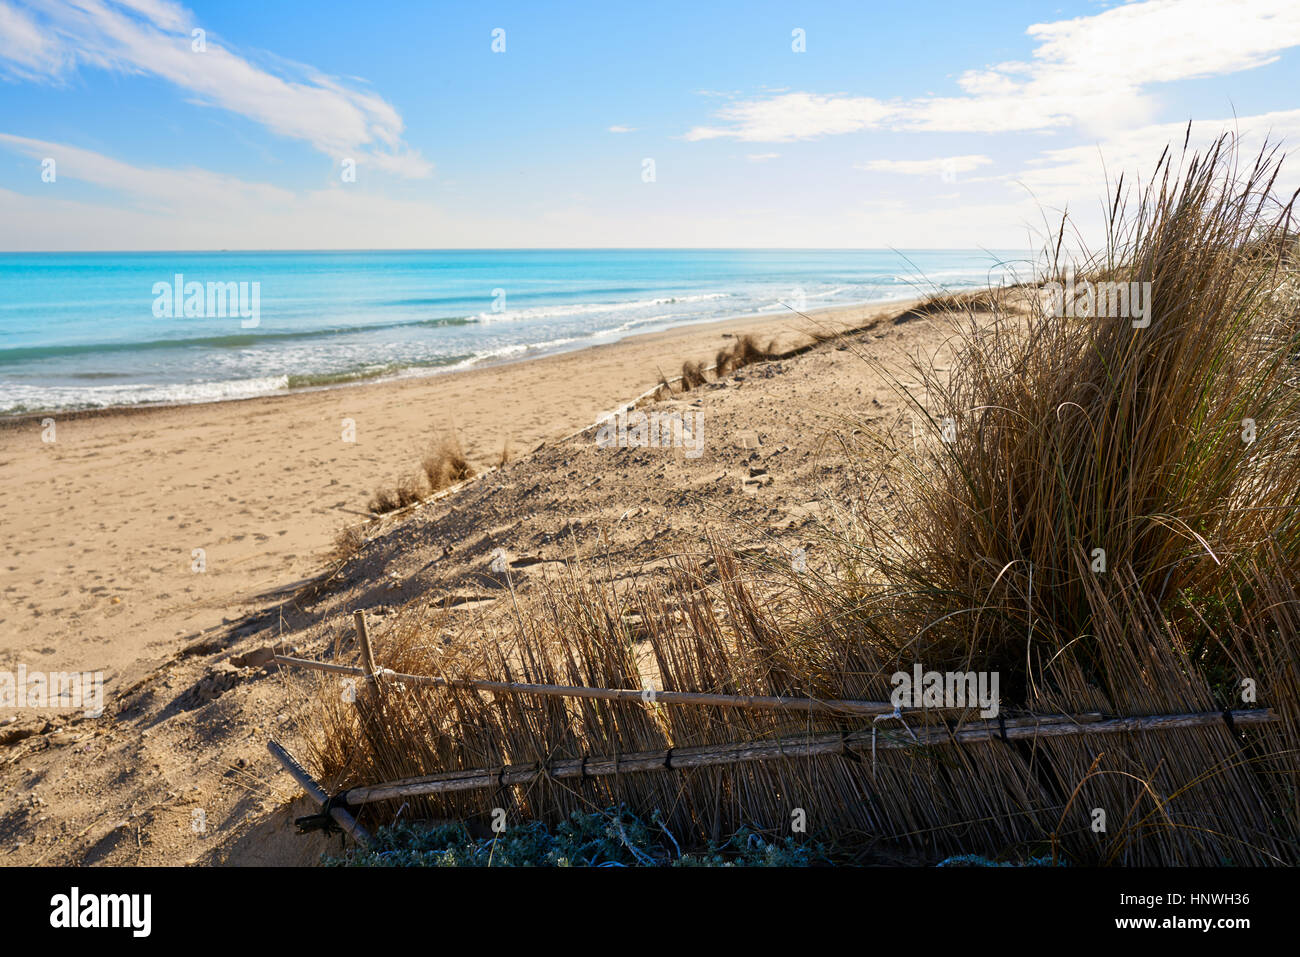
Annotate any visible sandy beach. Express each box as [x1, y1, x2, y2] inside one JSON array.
[[0, 293, 957, 866], [0, 300, 913, 698]]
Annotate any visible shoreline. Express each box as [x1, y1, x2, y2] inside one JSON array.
[[0, 294, 927, 428]]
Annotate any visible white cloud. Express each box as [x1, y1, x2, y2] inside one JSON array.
[[1025, 0, 1300, 87], [935, 108, 1300, 261], [607, 125, 636, 133], [0, 1, 67, 77], [0, 182, 455, 250], [685, 0, 1300, 141], [684, 93, 895, 142], [1016, 109, 1300, 208], [746, 153, 780, 162], [0, 0, 431, 177], [0, 134, 456, 249], [0, 133, 297, 210], [859, 155, 992, 175]]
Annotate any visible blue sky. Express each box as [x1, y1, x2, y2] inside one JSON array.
[[1, 0, 1298, 250]]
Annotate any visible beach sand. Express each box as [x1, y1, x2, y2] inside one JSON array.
[[0, 300, 914, 695]]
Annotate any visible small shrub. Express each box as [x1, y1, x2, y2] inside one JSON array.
[[422, 434, 475, 490], [323, 809, 832, 867], [680, 360, 708, 390]]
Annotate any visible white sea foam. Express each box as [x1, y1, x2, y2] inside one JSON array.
[[473, 292, 730, 323], [0, 376, 291, 414]]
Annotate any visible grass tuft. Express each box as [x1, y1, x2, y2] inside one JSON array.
[[422, 433, 474, 490]]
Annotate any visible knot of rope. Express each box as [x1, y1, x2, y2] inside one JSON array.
[[871, 705, 918, 781]]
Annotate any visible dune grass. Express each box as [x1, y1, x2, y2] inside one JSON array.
[[845, 133, 1300, 690], [367, 432, 477, 515], [715, 333, 778, 377], [421, 434, 474, 490], [679, 359, 708, 390]]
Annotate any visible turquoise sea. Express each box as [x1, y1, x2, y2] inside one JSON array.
[[0, 249, 1022, 415]]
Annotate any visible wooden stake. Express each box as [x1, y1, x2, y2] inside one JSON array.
[[354, 610, 378, 683], [267, 739, 372, 848]]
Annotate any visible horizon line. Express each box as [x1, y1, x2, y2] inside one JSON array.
[[0, 245, 1029, 255]]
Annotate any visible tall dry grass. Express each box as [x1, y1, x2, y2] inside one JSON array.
[[850, 134, 1300, 689], [813, 132, 1300, 860]]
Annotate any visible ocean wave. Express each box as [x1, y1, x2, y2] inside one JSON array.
[[382, 285, 651, 307], [0, 375, 293, 414], [284, 354, 474, 389], [472, 292, 730, 323], [0, 315, 477, 363]]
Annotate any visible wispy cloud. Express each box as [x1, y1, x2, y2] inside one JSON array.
[[607, 125, 636, 133], [0, 133, 455, 249], [685, 92, 893, 142], [0, 0, 431, 177], [1015, 109, 1300, 209], [684, 0, 1300, 141], [0, 133, 296, 209], [859, 155, 992, 176], [0, 1, 67, 78]]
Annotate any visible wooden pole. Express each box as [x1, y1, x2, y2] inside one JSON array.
[[337, 708, 1276, 807], [354, 610, 379, 683], [272, 652, 897, 716], [267, 739, 372, 848]]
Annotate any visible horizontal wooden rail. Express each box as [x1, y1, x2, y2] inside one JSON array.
[[337, 708, 1276, 807], [272, 653, 901, 716]]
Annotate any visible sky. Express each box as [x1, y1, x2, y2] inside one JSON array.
[[0, 0, 1298, 251]]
